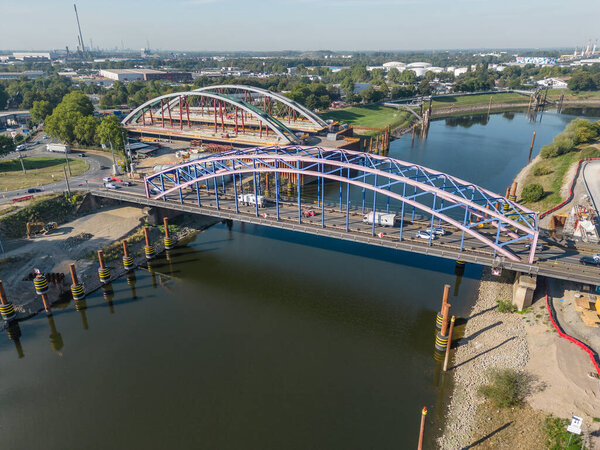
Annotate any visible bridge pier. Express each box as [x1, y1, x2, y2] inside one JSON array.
[[512, 272, 538, 311], [146, 206, 184, 226]]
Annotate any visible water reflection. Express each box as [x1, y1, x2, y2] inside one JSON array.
[[6, 321, 24, 358], [444, 114, 490, 128]]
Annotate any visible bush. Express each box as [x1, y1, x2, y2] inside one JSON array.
[[532, 165, 552, 176], [479, 368, 530, 407], [496, 299, 517, 313], [540, 143, 559, 159], [521, 183, 544, 203]]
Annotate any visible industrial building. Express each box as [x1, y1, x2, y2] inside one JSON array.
[[99, 68, 192, 83]]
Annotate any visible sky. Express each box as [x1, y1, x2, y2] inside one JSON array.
[[1, 0, 599, 52]]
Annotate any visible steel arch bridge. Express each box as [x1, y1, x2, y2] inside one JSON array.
[[144, 146, 539, 263], [192, 84, 329, 132], [121, 91, 301, 145]]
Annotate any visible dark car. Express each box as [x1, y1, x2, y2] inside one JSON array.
[[27, 188, 42, 193], [580, 256, 600, 266]]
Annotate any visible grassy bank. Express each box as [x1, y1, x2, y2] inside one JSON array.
[[0, 193, 83, 238], [0, 157, 89, 191], [520, 144, 600, 211], [546, 89, 600, 102], [429, 92, 529, 111], [322, 105, 413, 133]]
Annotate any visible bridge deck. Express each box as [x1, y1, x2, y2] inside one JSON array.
[[91, 189, 600, 286]]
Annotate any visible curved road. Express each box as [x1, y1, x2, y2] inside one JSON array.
[[0, 142, 113, 205]]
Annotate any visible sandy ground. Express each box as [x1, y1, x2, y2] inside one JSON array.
[[0, 206, 146, 311], [440, 270, 600, 448]]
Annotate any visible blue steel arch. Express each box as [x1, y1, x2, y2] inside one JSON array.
[[144, 146, 539, 263]]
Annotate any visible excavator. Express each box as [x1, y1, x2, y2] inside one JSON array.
[[26, 222, 57, 238]]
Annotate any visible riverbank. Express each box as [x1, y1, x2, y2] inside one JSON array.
[[0, 202, 219, 327], [439, 269, 600, 448]]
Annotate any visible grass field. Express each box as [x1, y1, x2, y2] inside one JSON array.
[[430, 92, 529, 110], [546, 89, 600, 101], [321, 105, 413, 132], [0, 157, 89, 191], [520, 144, 600, 211]]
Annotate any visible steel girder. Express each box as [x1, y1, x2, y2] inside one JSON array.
[[144, 146, 539, 263]]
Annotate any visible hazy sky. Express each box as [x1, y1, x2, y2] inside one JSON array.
[[2, 0, 599, 52]]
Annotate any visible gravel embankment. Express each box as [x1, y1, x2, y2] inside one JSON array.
[[438, 268, 529, 449], [1, 215, 219, 328]]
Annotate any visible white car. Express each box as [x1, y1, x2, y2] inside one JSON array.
[[426, 227, 446, 236], [102, 176, 113, 183], [105, 182, 118, 189], [416, 230, 435, 240], [15, 144, 26, 151]]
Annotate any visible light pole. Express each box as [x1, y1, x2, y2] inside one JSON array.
[[108, 137, 119, 176]]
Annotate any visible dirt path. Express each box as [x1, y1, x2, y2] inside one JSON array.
[[0, 206, 146, 310]]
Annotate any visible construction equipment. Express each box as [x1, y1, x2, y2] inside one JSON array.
[[26, 222, 57, 238]]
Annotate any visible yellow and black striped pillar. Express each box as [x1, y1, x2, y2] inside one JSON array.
[[97, 250, 111, 284]]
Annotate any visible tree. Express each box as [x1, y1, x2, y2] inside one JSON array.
[[399, 70, 417, 84], [30, 100, 53, 124], [44, 91, 95, 144], [74, 115, 99, 146], [387, 68, 401, 83], [340, 77, 354, 98], [568, 72, 596, 92], [521, 184, 544, 203], [95, 115, 125, 151], [417, 79, 433, 96], [0, 85, 8, 110], [0, 135, 15, 155]]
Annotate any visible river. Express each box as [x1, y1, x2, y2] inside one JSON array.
[[0, 109, 598, 449]]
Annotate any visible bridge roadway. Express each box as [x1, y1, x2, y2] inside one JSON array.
[[91, 185, 600, 286]]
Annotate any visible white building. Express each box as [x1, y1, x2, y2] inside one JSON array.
[[536, 77, 569, 89]]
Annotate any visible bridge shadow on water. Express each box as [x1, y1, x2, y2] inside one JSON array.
[[230, 221, 484, 281]]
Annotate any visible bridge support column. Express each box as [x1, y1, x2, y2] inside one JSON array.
[[512, 272, 537, 311]]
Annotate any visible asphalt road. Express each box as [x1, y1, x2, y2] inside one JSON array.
[[0, 141, 114, 205]]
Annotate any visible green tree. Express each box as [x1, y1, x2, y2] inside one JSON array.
[[568, 72, 597, 92], [74, 115, 99, 146], [417, 79, 433, 96], [0, 85, 8, 110], [399, 70, 417, 84], [30, 100, 53, 124], [521, 183, 544, 202], [387, 68, 401, 83], [95, 115, 125, 151], [0, 135, 15, 155], [340, 77, 354, 98], [44, 91, 95, 144]]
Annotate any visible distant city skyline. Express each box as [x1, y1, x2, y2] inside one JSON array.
[[2, 0, 599, 52]]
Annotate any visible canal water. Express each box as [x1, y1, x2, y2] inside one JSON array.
[[0, 110, 598, 449]]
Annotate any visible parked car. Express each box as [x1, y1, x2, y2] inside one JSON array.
[[426, 227, 446, 236], [416, 230, 435, 240], [105, 182, 118, 190], [42, 135, 49, 139], [304, 210, 316, 217], [15, 144, 25, 151], [580, 256, 600, 266]]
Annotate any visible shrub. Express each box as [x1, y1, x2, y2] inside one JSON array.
[[496, 299, 517, 313], [532, 165, 552, 176], [521, 183, 544, 202], [540, 143, 559, 159], [479, 368, 530, 407], [580, 146, 600, 159]]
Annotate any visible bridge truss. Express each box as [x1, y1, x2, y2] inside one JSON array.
[[144, 146, 539, 263]]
